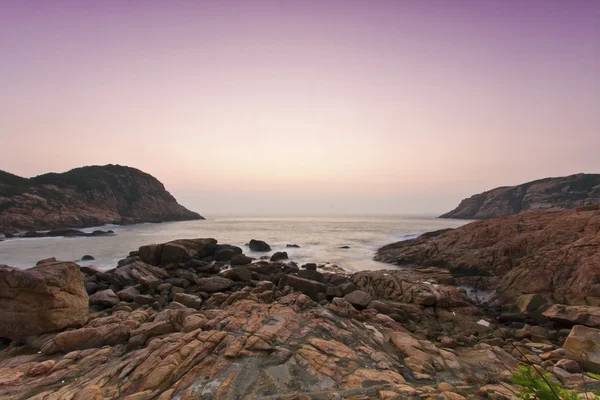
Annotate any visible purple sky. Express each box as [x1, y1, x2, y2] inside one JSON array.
[[1, 0, 599, 214]]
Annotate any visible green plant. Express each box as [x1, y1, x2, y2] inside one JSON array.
[[511, 365, 598, 400]]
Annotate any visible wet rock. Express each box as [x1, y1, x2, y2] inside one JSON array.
[[89, 289, 120, 307], [270, 251, 288, 261], [0, 261, 88, 340], [214, 244, 243, 261], [249, 239, 271, 252], [81, 255, 95, 261], [46, 228, 87, 237], [302, 263, 317, 271], [286, 244, 300, 248], [231, 254, 252, 266]]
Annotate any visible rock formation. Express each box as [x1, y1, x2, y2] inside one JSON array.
[[376, 208, 600, 307], [0, 260, 89, 340], [0, 165, 203, 232], [1, 236, 599, 398], [441, 173, 600, 219]]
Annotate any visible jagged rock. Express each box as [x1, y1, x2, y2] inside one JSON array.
[[108, 261, 169, 289], [352, 270, 469, 307], [0, 261, 88, 340], [375, 208, 600, 306], [89, 289, 120, 307], [249, 239, 271, 252], [542, 304, 600, 328]]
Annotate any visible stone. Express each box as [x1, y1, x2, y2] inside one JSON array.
[[542, 304, 600, 328], [134, 295, 154, 305], [302, 263, 317, 271], [286, 244, 300, 248], [0, 261, 88, 340], [160, 238, 218, 264], [231, 254, 252, 266], [109, 261, 169, 289], [89, 289, 120, 307], [220, 267, 252, 282], [81, 255, 95, 261], [514, 294, 550, 314], [249, 239, 271, 252], [555, 359, 582, 373], [270, 251, 288, 261], [41, 323, 130, 354], [343, 290, 372, 308], [196, 276, 234, 293], [213, 244, 243, 261], [563, 325, 600, 373], [173, 293, 203, 309], [514, 324, 548, 339], [279, 274, 327, 300]]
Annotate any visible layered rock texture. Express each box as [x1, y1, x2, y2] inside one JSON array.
[[0, 165, 203, 231], [376, 208, 600, 306], [0, 260, 89, 340], [441, 173, 600, 219], [1, 237, 600, 399]]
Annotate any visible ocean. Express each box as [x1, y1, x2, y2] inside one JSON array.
[[0, 215, 468, 271]]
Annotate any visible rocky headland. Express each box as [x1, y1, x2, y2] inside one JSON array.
[[440, 173, 600, 219], [1, 228, 600, 399], [0, 165, 203, 233]]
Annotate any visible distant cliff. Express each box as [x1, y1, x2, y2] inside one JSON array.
[[440, 173, 600, 219], [0, 165, 203, 231]]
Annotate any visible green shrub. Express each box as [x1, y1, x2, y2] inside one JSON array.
[[511, 365, 599, 400]]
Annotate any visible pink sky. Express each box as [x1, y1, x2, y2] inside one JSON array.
[[1, 0, 599, 214]]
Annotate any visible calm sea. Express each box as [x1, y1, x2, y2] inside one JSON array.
[[0, 215, 467, 272]]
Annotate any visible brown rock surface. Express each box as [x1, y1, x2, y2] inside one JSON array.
[[0, 261, 88, 340], [0, 165, 203, 231], [375, 208, 600, 305], [440, 173, 600, 219]]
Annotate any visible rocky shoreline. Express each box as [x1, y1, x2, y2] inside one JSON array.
[[1, 227, 599, 399]]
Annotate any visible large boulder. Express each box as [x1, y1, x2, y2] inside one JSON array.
[[542, 304, 600, 328], [0, 262, 89, 340], [249, 239, 271, 252], [139, 239, 217, 266], [213, 245, 243, 261], [564, 325, 600, 373], [231, 254, 252, 266]]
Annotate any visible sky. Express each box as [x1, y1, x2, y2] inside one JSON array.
[[1, 0, 599, 215]]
